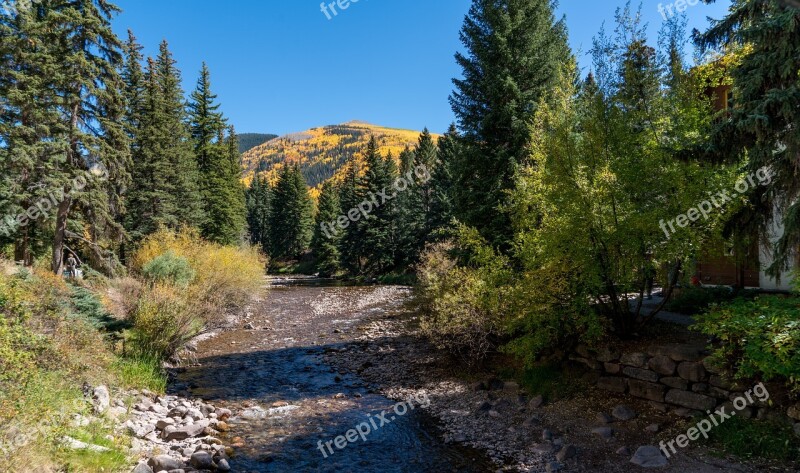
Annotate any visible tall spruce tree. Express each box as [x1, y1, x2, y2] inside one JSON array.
[[696, 0, 800, 276], [246, 175, 272, 252], [404, 129, 438, 257], [450, 0, 570, 249], [188, 63, 246, 245], [428, 124, 459, 238], [155, 41, 204, 226], [361, 137, 398, 275], [268, 165, 313, 259], [223, 125, 248, 244], [44, 0, 131, 274], [125, 42, 203, 242], [338, 156, 364, 274], [311, 180, 342, 277], [0, 4, 64, 264]]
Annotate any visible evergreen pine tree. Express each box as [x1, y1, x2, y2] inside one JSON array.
[[269, 165, 313, 259], [311, 180, 342, 277], [405, 129, 437, 256], [43, 0, 131, 274], [246, 175, 272, 252], [428, 124, 459, 238], [188, 63, 246, 245], [338, 156, 364, 274], [450, 0, 571, 249], [222, 125, 248, 245], [155, 41, 204, 226], [361, 137, 398, 275]]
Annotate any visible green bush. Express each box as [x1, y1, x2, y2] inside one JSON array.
[[695, 295, 800, 391], [128, 284, 201, 359], [141, 251, 196, 288], [416, 229, 513, 364], [666, 286, 758, 314]]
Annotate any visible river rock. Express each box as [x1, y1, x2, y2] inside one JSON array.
[[630, 446, 668, 468], [131, 462, 153, 473], [190, 451, 214, 469], [592, 427, 613, 440], [92, 385, 110, 413], [164, 420, 209, 441], [217, 458, 231, 471], [148, 455, 184, 471], [612, 405, 637, 421]]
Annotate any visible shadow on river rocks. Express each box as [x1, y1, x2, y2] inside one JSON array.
[[168, 277, 788, 473], [169, 277, 495, 472]]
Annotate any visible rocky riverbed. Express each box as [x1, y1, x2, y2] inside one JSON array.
[[118, 276, 795, 472]]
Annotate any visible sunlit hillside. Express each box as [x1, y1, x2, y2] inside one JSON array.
[[241, 121, 439, 192]]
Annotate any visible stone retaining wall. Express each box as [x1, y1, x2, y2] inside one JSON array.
[[571, 343, 800, 435]]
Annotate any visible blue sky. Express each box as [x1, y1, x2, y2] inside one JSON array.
[[111, 0, 732, 136]]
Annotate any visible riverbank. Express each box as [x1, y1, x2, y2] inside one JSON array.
[[322, 285, 798, 472]]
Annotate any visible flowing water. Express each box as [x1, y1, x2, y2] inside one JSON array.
[[171, 277, 493, 472]]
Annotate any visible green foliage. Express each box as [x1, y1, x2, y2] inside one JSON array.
[[450, 0, 571, 248], [268, 164, 314, 259], [128, 284, 199, 359], [416, 229, 513, 364], [111, 355, 167, 392], [361, 138, 400, 275], [695, 294, 800, 391], [312, 180, 342, 277], [69, 285, 130, 334], [701, 415, 800, 461], [337, 157, 365, 274], [246, 176, 272, 252], [507, 8, 726, 342], [665, 286, 758, 314], [141, 251, 196, 288]]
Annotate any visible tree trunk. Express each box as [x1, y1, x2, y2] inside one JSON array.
[[14, 228, 30, 266], [51, 195, 72, 275]]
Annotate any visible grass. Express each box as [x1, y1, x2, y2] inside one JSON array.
[[111, 355, 167, 393], [700, 415, 800, 462], [57, 421, 130, 473]]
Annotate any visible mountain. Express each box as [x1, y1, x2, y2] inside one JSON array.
[[241, 121, 438, 192], [238, 133, 278, 154]]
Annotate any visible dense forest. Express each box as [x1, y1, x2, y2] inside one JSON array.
[[0, 1, 247, 273], [236, 132, 277, 154]]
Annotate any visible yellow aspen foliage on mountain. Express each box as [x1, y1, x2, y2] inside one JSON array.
[[241, 121, 439, 191]]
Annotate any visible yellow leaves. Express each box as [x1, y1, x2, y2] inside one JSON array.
[[241, 121, 440, 192]]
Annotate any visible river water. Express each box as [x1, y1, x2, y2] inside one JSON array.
[[171, 277, 493, 472]]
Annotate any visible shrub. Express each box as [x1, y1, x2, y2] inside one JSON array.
[[695, 295, 800, 391], [128, 284, 200, 359], [131, 228, 265, 325], [141, 251, 195, 288], [416, 231, 512, 364]]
